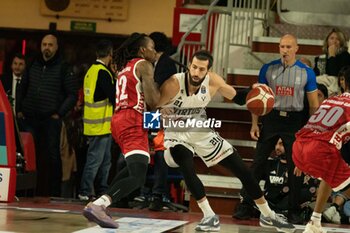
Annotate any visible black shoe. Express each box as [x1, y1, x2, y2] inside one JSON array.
[[129, 195, 150, 209], [341, 211, 350, 224], [149, 196, 162, 211], [233, 203, 256, 220], [288, 211, 304, 224], [300, 206, 312, 223]]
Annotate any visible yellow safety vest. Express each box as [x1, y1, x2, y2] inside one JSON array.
[[83, 64, 114, 136]]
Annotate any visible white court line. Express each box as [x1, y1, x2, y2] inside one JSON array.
[[0, 205, 70, 213], [8, 207, 69, 213]]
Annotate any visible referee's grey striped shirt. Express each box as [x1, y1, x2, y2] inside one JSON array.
[[259, 59, 317, 112]]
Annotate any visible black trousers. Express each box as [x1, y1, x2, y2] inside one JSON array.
[[106, 154, 148, 202], [20, 117, 62, 197]]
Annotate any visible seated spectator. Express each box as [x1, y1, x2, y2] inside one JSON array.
[[338, 65, 350, 93], [234, 138, 318, 220], [300, 57, 312, 68], [343, 198, 350, 224], [314, 28, 350, 77], [322, 104, 350, 225], [320, 138, 350, 225], [314, 28, 350, 97], [316, 83, 328, 103], [323, 190, 350, 224], [264, 139, 318, 214]]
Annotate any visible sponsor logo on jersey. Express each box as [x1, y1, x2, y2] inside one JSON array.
[[276, 85, 294, 96], [269, 175, 284, 184], [173, 107, 201, 116]]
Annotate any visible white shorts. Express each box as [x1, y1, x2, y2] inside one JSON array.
[[164, 130, 234, 168]]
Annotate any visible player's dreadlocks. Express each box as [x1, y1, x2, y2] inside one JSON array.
[[114, 32, 148, 71]]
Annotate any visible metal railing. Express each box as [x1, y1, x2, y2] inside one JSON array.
[[173, 0, 270, 78], [276, 0, 350, 27]]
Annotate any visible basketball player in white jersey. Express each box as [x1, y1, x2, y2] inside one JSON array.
[[157, 50, 295, 232]]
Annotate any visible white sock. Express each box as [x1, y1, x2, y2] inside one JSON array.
[[310, 212, 322, 226], [256, 202, 273, 218], [93, 195, 112, 207], [198, 199, 215, 218]]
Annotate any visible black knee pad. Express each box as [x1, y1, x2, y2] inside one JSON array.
[[126, 154, 149, 187]]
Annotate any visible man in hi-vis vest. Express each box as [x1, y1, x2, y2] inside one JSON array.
[[79, 40, 115, 201]]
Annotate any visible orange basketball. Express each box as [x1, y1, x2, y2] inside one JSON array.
[[246, 85, 275, 116]]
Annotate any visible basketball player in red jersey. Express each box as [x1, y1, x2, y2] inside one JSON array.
[[82, 33, 159, 228], [293, 65, 350, 233]]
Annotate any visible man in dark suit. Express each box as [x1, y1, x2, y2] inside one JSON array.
[[0, 53, 26, 113]]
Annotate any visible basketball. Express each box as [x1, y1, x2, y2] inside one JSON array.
[[246, 85, 274, 116]]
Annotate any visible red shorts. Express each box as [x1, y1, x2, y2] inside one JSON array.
[[293, 139, 350, 191], [111, 109, 149, 159]]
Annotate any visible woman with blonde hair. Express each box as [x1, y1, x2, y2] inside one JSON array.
[[314, 28, 350, 76], [314, 28, 350, 97]]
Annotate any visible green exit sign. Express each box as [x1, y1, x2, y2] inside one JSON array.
[[70, 21, 96, 32]]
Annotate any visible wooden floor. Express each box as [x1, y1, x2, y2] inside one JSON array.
[[0, 197, 350, 233]]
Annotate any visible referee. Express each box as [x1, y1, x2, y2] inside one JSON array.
[[234, 34, 319, 223]]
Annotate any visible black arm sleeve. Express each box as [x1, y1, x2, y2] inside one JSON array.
[[94, 69, 116, 107], [154, 55, 177, 86], [232, 87, 252, 106]]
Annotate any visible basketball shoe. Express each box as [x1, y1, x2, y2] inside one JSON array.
[[83, 202, 118, 228], [195, 214, 220, 232], [260, 211, 295, 233]]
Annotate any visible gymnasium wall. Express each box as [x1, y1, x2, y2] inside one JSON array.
[[0, 0, 176, 36]]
